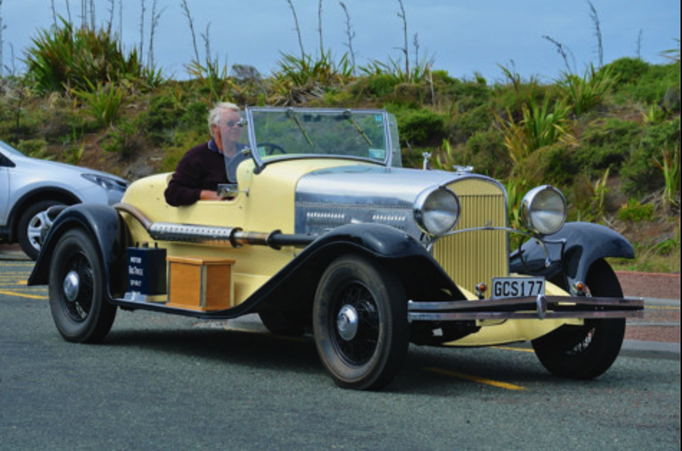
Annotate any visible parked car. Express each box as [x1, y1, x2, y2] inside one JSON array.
[[0, 138, 128, 259], [28, 107, 643, 390]]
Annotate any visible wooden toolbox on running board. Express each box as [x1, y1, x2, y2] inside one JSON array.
[[166, 256, 235, 311]]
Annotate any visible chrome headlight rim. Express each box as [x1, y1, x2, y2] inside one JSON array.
[[414, 186, 461, 237], [519, 185, 567, 236]]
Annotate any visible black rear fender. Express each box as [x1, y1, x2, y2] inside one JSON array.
[[28, 204, 132, 299]]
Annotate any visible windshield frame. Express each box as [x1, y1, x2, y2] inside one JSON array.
[[243, 107, 397, 173]]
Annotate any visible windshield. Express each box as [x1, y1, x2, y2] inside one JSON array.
[[245, 108, 401, 168]]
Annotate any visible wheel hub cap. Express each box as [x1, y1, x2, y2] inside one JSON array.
[[63, 270, 80, 302], [336, 305, 359, 341]]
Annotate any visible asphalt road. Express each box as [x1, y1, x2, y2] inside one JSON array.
[[1, 259, 680, 450]]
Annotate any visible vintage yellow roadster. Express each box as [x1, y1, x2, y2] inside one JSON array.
[[29, 107, 643, 390]]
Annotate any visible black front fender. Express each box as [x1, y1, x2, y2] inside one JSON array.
[[510, 222, 634, 290], [237, 223, 463, 315], [28, 204, 131, 298]]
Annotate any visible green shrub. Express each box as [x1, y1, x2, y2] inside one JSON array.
[[178, 101, 209, 133], [388, 107, 446, 147], [16, 139, 49, 158], [622, 117, 681, 195], [576, 119, 641, 172], [142, 95, 187, 144], [603, 57, 650, 86], [102, 117, 146, 158], [617, 199, 655, 222], [513, 142, 578, 186], [608, 59, 680, 106], [458, 129, 512, 178], [365, 74, 399, 98], [450, 105, 493, 143]]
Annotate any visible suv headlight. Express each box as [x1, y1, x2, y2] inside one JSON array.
[[519, 185, 567, 236], [82, 174, 128, 193], [414, 187, 460, 236]]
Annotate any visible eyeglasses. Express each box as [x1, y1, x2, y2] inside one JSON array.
[[224, 120, 243, 128]]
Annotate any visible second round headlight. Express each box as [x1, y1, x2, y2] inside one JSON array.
[[519, 185, 567, 236], [414, 187, 460, 236]]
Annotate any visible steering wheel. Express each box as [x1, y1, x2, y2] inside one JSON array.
[[258, 142, 287, 156]]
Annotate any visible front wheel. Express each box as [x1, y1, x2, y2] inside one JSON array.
[[532, 259, 626, 379], [313, 255, 409, 390], [48, 228, 116, 343]]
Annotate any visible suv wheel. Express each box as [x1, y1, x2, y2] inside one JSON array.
[[17, 200, 65, 260]]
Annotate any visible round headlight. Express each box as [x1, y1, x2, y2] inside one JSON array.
[[519, 185, 567, 236], [414, 187, 460, 236]]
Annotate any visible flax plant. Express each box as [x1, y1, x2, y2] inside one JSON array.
[[271, 51, 353, 104], [23, 18, 145, 94], [185, 59, 231, 104], [651, 145, 680, 208], [557, 65, 615, 116], [71, 80, 126, 127], [495, 97, 573, 164]]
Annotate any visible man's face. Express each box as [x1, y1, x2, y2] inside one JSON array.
[[214, 109, 243, 153]]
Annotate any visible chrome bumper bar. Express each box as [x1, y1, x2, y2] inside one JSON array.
[[408, 296, 645, 322]]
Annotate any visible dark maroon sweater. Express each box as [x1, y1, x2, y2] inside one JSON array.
[[164, 141, 228, 207]]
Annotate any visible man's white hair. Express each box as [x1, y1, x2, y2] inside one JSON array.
[[208, 102, 240, 136]]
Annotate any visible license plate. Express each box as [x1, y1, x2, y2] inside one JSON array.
[[492, 277, 545, 299]]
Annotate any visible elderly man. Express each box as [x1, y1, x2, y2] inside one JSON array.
[[164, 102, 246, 206]]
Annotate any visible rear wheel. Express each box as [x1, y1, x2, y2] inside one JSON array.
[[532, 259, 626, 379], [48, 228, 116, 343], [313, 255, 409, 390]]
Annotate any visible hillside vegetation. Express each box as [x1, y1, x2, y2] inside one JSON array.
[[0, 20, 679, 272]]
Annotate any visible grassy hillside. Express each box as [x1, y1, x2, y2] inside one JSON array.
[[1, 21, 679, 272]]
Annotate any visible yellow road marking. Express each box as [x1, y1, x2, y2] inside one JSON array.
[[0, 281, 29, 286], [424, 367, 526, 391], [0, 290, 48, 300]]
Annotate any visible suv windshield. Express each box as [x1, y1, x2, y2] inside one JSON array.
[[245, 108, 401, 168]]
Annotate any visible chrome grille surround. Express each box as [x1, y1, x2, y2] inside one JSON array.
[[433, 178, 509, 295]]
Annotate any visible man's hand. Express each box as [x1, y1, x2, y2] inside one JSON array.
[[199, 190, 223, 201]]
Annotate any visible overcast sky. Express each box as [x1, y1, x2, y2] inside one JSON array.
[[1, 0, 680, 83]]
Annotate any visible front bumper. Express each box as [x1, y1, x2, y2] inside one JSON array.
[[408, 296, 645, 322]]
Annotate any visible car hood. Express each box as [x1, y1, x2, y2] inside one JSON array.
[[294, 164, 485, 238], [14, 154, 127, 182]]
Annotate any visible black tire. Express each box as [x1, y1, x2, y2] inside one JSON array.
[[532, 259, 626, 379], [48, 228, 116, 343], [18, 200, 66, 260], [259, 311, 308, 336], [313, 255, 409, 390]]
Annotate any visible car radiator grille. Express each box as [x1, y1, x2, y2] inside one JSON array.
[[432, 178, 509, 296]]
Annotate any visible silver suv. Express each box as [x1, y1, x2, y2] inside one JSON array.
[[0, 139, 128, 259]]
